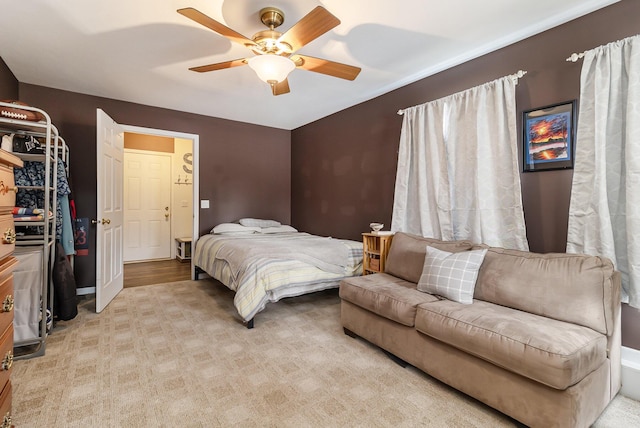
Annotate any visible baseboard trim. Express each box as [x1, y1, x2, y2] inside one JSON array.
[[621, 346, 640, 401], [76, 286, 96, 296]]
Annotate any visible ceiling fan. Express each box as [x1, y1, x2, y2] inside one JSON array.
[[177, 6, 361, 95]]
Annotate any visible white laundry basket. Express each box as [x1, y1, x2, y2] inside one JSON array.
[[13, 246, 43, 342]]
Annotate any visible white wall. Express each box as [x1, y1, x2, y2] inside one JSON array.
[[172, 138, 194, 244]]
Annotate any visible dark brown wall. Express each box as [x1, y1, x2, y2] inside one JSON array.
[[0, 57, 18, 99], [18, 83, 291, 288], [291, 0, 640, 349]]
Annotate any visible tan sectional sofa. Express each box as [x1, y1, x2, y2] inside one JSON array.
[[339, 232, 621, 428]]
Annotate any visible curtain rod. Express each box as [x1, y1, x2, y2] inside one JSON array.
[[566, 52, 586, 62], [567, 34, 640, 62], [397, 70, 527, 115]]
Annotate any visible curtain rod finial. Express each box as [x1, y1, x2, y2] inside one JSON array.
[[566, 52, 584, 62]]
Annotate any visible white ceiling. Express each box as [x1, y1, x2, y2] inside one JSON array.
[[0, 0, 618, 130]]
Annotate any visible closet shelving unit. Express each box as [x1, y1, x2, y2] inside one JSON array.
[[0, 101, 59, 359]]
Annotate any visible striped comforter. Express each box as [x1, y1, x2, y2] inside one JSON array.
[[194, 233, 363, 322]]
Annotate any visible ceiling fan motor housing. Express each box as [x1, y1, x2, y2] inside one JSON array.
[[259, 7, 285, 29], [252, 7, 292, 55]]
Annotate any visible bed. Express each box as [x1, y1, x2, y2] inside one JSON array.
[[194, 222, 363, 328]]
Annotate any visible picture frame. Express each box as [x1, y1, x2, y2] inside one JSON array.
[[522, 100, 576, 172]]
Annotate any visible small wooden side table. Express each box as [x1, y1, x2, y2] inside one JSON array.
[[362, 232, 394, 275]]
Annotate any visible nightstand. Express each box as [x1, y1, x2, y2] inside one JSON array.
[[362, 233, 394, 275], [175, 237, 191, 262]]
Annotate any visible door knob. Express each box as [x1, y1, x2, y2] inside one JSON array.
[[91, 219, 111, 225]]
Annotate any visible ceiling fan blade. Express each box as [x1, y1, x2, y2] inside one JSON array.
[[189, 58, 248, 73], [292, 55, 361, 80], [178, 7, 257, 49], [272, 79, 291, 96], [278, 6, 340, 53]]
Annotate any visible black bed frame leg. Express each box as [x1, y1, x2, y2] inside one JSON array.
[[194, 266, 203, 280], [245, 318, 254, 329]]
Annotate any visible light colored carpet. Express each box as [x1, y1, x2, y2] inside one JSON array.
[[11, 279, 640, 427]]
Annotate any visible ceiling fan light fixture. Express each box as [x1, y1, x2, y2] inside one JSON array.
[[248, 54, 295, 85], [179, 6, 360, 95]]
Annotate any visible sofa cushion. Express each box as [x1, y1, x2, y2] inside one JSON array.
[[339, 273, 440, 327], [385, 233, 474, 284], [418, 246, 487, 304], [414, 299, 607, 390], [472, 246, 618, 335]]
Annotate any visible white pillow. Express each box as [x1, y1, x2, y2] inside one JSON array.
[[259, 225, 298, 234], [417, 246, 487, 304], [239, 218, 281, 228], [211, 223, 260, 235]]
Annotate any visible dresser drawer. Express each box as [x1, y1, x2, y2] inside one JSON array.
[[0, 380, 11, 428], [0, 260, 15, 339], [0, 217, 14, 263], [0, 164, 16, 213], [0, 258, 15, 284], [0, 325, 12, 391]]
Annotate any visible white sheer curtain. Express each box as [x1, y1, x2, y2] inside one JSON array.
[[567, 35, 640, 308], [392, 76, 528, 250]]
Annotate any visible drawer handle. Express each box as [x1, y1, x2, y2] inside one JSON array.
[[2, 229, 15, 245], [0, 181, 18, 195], [1, 295, 13, 313], [1, 412, 10, 428], [1, 351, 12, 371]]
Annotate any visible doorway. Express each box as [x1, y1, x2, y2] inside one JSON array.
[[122, 135, 194, 287], [120, 124, 199, 282], [122, 132, 195, 264], [123, 125, 197, 288]]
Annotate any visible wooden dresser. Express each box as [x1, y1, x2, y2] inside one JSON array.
[[0, 149, 23, 427]]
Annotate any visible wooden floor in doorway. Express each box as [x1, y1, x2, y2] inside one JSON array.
[[124, 259, 191, 288]]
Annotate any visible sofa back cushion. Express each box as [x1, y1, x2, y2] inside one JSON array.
[[385, 233, 474, 284], [473, 246, 619, 335]]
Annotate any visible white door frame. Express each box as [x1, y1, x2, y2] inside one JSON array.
[[121, 124, 199, 279]]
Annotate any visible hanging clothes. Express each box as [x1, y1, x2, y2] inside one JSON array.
[[52, 242, 78, 321], [14, 157, 72, 239]]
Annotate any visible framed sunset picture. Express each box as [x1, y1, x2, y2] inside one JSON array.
[[523, 100, 576, 172]]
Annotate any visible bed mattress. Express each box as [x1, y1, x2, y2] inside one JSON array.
[[194, 232, 363, 322]]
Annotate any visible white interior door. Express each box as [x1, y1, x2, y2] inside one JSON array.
[[124, 150, 172, 262], [96, 109, 124, 312]]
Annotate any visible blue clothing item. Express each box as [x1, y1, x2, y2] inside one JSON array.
[[59, 194, 75, 256]]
